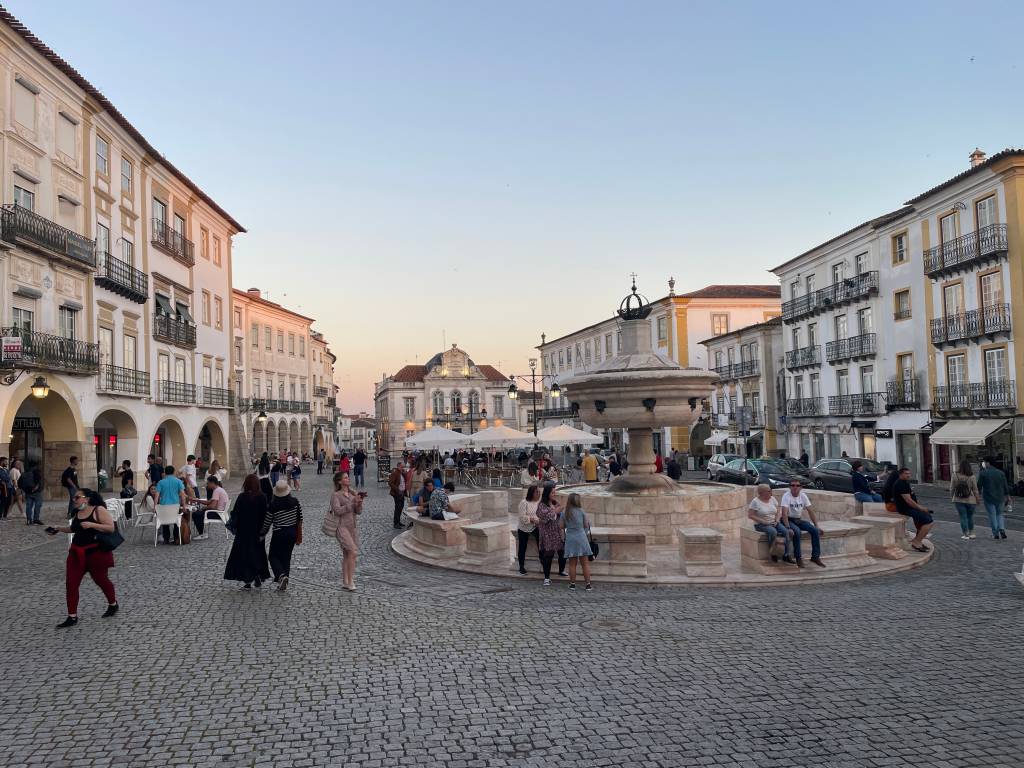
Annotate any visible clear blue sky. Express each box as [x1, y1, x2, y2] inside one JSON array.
[[12, 0, 1024, 410]]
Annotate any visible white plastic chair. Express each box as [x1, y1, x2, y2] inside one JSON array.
[[201, 495, 232, 540], [154, 504, 182, 546], [104, 498, 127, 531], [132, 495, 157, 541]]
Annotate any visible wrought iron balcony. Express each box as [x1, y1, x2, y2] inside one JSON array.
[[933, 380, 1016, 413], [929, 303, 1011, 347], [0, 326, 99, 375], [786, 397, 823, 416], [923, 224, 1008, 278], [98, 364, 150, 396], [826, 333, 876, 363], [313, 385, 330, 398], [781, 271, 879, 323], [828, 392, 885, 416], [0, 204, 95, 268], [886, 378, 921, 409], [786, 345, 821, 369], [153, 313, 196, 349], [95, 252, 148, 303], [712, 360, 760, 380], [327, 396, 337, 407], [151, 217, 195, 265], [157, 380, 197, 405], [200, 386, 235, 408], [286, 400, 311, 413]]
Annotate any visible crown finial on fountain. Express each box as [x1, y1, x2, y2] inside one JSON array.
[[618, 273, 652, 320]]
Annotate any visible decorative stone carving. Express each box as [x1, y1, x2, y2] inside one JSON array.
[[10, 257, 41, 286]]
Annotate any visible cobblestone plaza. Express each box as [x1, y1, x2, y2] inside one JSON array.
[[1, 466, 1022, 768]]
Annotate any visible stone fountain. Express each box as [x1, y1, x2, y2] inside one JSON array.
[[563, 281, 717, 493]]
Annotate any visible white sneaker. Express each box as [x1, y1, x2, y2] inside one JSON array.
[[543, 579, 551, 586], [969, 532, 976, 539], [961, 534, 970, 540]]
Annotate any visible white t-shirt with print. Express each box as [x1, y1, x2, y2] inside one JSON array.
[[748, 496, 780, 525], [780, 490, 811, 520]]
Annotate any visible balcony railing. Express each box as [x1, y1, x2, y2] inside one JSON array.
[[98, 364, 150, 396], [826, 333, 876, 363], [313, 386, 330, 398], [781, 271, 879, 323], [712, 360, 760, 380], [153, 313, 197, 349], [95, 252, 148, 303], [0, 326, 99, 375], [200, 386, 235, 408], [933, 381, 1016, 412], [786, 397, 823, 416], [157, 380, 197, 404], [327, 396, 337, 407], [785, 345, 821, 369], [151, 217, 195, 265], [886, 379, 921, 409], [539, 407, 576, 420], [923, 224, 1008, 278], [929, 303, 1012, 346], [0, 204, 95, 267], [828, 392, 885, 416]]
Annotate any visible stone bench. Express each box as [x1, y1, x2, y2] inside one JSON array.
[[459, 521, 510, 567], [588, 527, 647, 578], [447, 493, 483, 522], [741, 520, 873, 574], [677, 527, 725, 577], [851, 515, 906, 560], [861, 502, 913, 549], [477, 490, 509, 521], [408, 514, 477, 560]]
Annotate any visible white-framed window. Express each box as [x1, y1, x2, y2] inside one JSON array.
[[857, 307, 873, 334], [299, 337, 305, 358], [985, 347, 1008, 384], [96, 135, 109, 175], [450, 391, 462, 413], [57, 113, 76, 158], [200, 227, 209, 259], [791, 328, 801, 349], [836, 368, 849, 396], [299, 382, 306, 400], [834, 314, 847, 340], [158, 353, 169, 383], [711, 314, 729, 336], [807, 323, 816, 347], [153, 198, 167, 227], [432, 390, 445, 416], [714, 350, 723, 369], [201, 291, 211, 325], [831, 262, 844, 284], [12, 307, 33, 333], [657, 317, 667, 341], [96, 223, 110, 257], [13, 185, 34, 211], [980, 272, 1004, 308], [892, 233, 907, 264], [234, 308, 242, 329], [854, 252, 868, 275], [14, 79, 36, 130], [977, 196, 997, 230], [277, 331, 284, 353], [124, 334, 137, 369], [805, 274, 816, 294], [946, 354, 966, 387], [289, 333, 295, 355], [214, 296, 223, 329], [121, 158, 133, 195], [58, 307, 77, 340], [251, 323, 259, 348], [492, 395, 504, 418], [403, 397, 415, 418], [940, 213, 957, 245], [290, 382, 296, 400], [790, 280, 800, 299], [121, 237, 134, 266], [264, 325, 272, 350], [605, 333, 613, 355], [174, 358, 186, 383], [213, 236, 222, 266], [202, 364, 212, 389], [860, 365, 875, 394]]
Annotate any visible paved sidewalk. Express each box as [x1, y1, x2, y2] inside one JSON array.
[[1, 463, 1023, 767]]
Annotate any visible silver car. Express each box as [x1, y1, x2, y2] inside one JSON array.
[[707, 453, 742, 480]]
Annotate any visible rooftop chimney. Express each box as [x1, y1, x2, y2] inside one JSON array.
[[969, 148, 986, 168], [247, 288, 261, 298]]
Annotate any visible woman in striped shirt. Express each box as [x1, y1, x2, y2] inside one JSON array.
[[263, 480, 303, 591]]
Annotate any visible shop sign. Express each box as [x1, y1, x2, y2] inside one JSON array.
[[13, 416, 41, 431], [2, 336, 22, 361], [874, 429, 894, 439]]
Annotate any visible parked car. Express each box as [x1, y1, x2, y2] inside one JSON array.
[[772, 457, 812, 477], [707, 453, 742, 480], [807, 457, 886, 492], [713, 458, 804, 488]]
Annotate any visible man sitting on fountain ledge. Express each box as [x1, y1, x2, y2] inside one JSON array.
[[747, 484, 794, 564], [781, 479, 826, 568]]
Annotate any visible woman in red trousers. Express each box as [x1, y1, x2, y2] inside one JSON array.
[[49, 489, 118, 627]]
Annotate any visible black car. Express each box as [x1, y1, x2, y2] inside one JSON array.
[[714, 458, 804, 489], [772, 457, 812, 477], [807, 457, 885, 492]]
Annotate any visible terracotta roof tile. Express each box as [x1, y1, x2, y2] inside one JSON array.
[[392, 365, 427, 383], [904, 148, 1024, 205], [678, 284, 781, 299], [476, 365, 509, 382], [0, 8, 245, 233]]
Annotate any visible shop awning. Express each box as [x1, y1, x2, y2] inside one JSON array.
[[175, 302, 195, 324], [154, 293, 174, 316], [704, 430, 729, 446], [929, 419, 1009, 446]]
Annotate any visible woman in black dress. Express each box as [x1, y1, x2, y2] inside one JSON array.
[[224, 474, 270, 589]]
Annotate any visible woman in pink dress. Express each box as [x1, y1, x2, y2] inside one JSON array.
[[330, 471, 363, 591]]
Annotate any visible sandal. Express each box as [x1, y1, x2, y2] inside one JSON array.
[[911, 544, 929, 553]]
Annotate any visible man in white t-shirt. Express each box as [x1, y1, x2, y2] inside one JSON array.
[[780, 479, 825, 568], [184, 455, 199, 497]]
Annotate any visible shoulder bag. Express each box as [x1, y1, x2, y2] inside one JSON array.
[[96, 522, 124, 552], [321, 496, 340, 538]]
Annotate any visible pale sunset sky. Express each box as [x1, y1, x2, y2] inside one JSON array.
[[12, 1, 1024, 411]]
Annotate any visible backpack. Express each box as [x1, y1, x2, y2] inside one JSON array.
[[952, 476, 972, 499], [18, 471, 35, 493]]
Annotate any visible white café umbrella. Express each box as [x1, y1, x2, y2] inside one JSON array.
[[469, 424, 535, 448], [404, 426, 470, 450], [536, 423, 603, 446]]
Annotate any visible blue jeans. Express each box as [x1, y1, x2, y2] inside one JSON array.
[[26, 492, 43, 523], [854, 491, 882, 503], [787, 518, 821, 560], [984, 501, 1005, 534], [754, 522, 792, 558], [353, 465, 364, 487], [953, 502, 975, 534]]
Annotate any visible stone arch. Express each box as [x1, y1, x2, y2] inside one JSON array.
[[5, 384, 86, 500], [289, 418, 300, 453], [689, 419, 712, 463], [94, 407, 139, 490], [313, 427, 325, 455], [266, 420, 278, 455], [300, 420, 311, 454], [195, 418, 229, 470], [279, 420, 290, 456], [152, 415, 188, 470], [252, 418, 267, 456]]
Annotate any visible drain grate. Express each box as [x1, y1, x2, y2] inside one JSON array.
[[580, 618, 637, 632]]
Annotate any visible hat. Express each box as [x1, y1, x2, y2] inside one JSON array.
[[273, 480, 291, 497]]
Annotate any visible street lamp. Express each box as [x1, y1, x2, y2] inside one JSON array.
[[30, 376, 49, 399], [507, 355, 562, 441]]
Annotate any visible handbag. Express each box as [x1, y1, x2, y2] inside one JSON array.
[[295, 519, 303, 545], [588, 533, 599, 559], [96, 523, 124, 552], [321, 507, 339, 538]]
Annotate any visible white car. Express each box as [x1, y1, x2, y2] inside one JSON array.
[[707, 453, 742, 480]]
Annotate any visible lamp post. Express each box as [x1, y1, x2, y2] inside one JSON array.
[[459, 403, 486, 435], [507, 357, 562, 441]]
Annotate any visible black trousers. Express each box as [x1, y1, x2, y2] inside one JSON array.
[[269, 526, 297, 580], [160, 524, 179, 544], [191, 509, 222, 536], [317, 461, 324, 475], [516, 529, 540, 570], [392, 495, 405, 527], [539, 550, 567, 579]]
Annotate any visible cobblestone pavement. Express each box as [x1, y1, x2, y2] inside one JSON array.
[[1, 463, 1023, 768]]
